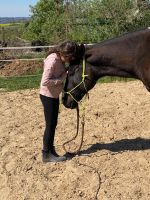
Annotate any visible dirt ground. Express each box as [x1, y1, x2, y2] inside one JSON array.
[[0, 81, 150, 200], [0, 60, 43, 76]]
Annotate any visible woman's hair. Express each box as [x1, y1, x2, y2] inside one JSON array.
[[46, 40, 78, 58]]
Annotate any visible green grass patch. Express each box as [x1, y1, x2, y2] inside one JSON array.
[[0, 74, 42, 92], [98, 76, 135, 83], [0, 74, 135, 92], [0, 23, 11, 27], [0, 23, 22, 27]]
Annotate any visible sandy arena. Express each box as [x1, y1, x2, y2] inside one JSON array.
[[0, 81, 150, 200]]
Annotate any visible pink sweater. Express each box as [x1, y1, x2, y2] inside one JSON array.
[[40, 53, 67, 98]]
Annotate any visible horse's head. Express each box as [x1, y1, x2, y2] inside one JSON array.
[[62, 46, 97, 109]]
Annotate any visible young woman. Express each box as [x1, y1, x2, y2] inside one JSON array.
[[40, 41, 78, 163]]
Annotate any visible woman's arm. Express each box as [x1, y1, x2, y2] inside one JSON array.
[[41, 57, 67, 87]]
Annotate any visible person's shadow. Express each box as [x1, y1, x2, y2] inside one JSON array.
[[78, 137, 150, 156]]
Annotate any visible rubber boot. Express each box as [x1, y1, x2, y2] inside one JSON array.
[[42, 150, 67, 163]]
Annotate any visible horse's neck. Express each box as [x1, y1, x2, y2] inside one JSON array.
[[89, 61, 139, 81], [86, 47, 138, 80], [86, 29, 150, 81]]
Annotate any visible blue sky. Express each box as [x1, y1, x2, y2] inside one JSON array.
[[0, 0, 39, 17]]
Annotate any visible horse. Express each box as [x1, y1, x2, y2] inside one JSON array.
[[62, 28, 150, 109]]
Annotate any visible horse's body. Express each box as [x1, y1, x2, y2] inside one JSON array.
[[62, 28, 150, 109]]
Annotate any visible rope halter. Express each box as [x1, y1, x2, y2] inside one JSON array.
[[65, 57, 88, 103]]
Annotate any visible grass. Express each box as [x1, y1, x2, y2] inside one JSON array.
[[0, 74, 134, 92], [0, 74, 42, 92], [98, 76, 134, 83], [0, 23, 15, 27], [0, 23, 22, 27]]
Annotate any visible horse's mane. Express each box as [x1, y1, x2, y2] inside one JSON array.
[[86, 28, 149, 49]]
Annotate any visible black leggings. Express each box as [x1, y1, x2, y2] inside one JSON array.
[[40, 94, 59, 152]]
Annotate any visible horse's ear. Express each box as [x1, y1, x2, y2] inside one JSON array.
[[78, 43, 85, 58]]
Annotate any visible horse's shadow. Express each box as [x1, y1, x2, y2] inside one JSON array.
[[77, 137, 150, 156]]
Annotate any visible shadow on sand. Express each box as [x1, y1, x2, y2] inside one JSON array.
[[78, 137, 150, 156]]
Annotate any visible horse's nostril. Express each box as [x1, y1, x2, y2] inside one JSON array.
[[70, 101, 78, 109], [70, 102, 73, 108]]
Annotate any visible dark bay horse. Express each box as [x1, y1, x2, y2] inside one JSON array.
[[62, 28, 150, 109]]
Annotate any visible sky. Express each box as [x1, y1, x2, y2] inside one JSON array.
[[0, 0, 39, 17]]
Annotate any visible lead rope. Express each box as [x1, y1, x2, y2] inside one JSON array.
[[62, 57, 88, 155], [62, 97, 87, 155]]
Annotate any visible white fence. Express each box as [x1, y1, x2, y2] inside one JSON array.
[[0, 45, 53, 62]]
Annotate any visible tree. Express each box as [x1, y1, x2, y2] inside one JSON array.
[[23, 0, 150, 44], [125, 0, 150, 31], [23, 0, 65, 44]]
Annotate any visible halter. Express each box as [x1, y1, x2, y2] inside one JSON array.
[[65, 57, 88, 103]]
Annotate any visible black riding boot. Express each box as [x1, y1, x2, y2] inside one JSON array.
[[42, 146, 67, 163], [42, 149, 67, 163]]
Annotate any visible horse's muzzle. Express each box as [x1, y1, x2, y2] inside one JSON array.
[[62, 96, 78, 109]]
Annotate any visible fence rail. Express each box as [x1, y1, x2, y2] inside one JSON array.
[[0, 45, 54, 50], [0, 43, 93, 50], [0, 58, 44, 62]]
